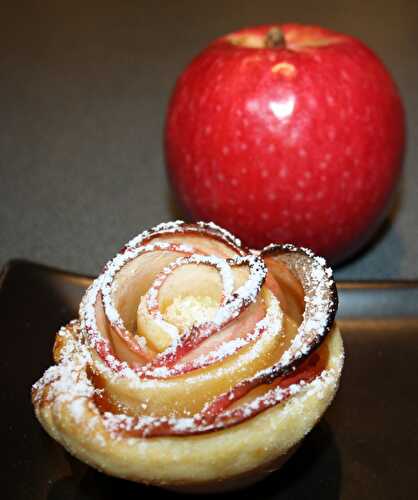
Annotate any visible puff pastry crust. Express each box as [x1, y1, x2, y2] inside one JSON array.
[[32, 221, 344, 492]]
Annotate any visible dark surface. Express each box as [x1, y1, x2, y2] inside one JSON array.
[[1, 260, 418, 499], [0, 1, 417, 280]]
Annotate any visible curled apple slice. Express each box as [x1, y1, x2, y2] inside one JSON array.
[[80, 221, 245, 371], [260, 243, 338, 373], [139, 254, 234, 352]]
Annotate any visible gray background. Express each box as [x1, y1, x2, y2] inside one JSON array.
[[1, 1, 417, 279]]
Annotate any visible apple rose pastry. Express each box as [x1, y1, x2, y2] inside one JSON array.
[[32, 221, 344, 492]]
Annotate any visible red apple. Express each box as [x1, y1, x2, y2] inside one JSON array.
[[164, 24, 405, 263]]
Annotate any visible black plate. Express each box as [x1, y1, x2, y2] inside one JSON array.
[[2, 260, 418, 500]]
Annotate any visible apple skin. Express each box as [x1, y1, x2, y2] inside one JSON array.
[[164, 24, 405, 263]]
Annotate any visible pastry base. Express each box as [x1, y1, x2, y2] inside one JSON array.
[[33, 325, 343, 493], [166, 444, 301, 494]]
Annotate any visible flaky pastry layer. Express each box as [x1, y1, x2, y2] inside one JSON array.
[[32, 323, 343, 491]]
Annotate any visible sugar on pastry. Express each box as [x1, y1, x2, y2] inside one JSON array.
[[32, 221, 344, 492]]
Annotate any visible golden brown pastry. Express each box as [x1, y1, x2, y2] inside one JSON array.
[[32, 221, 344, 492]]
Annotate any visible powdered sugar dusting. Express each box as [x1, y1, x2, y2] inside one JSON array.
[[32, 323, 94, 411], [277, 249, 336, 367], [174, 292, 283, 373], [214, 254, 267, 326], [145, 253, 234, 328], [99, 365, 338, 437], [33, 222, 340, 440]]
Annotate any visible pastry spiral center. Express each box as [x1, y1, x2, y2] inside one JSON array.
[[164, 295, 218, 330]]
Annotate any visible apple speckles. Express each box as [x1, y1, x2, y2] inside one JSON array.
[[222, 146, 230, 156], [248, 193, 255, 201], [231, 178, 239, 187], [217, 172, 225, 182], [204, 178, 212, 188], [298, 148, 307, 158], [326, 95, 335, 107], [327, 127, 336, 141], [279, 167, 288, 178], [366, 124, 375, 135], [316, 191, 325, 200], [241, 166, 247, 174], [261, 169, 269, 179], [193, 163, 201, 174], [185, 154, 192, 165], [240, 143, 248, 151], [307, 96, 318, 110], [268, 144, 276, 154], [304, 170, 312, 179], [246, 100, 260, 113], [297, 179, 306, 188], [261, 212, 269, 221], [289, 128, 300, 144], [267, 192, 277, 201], [340, 69, 350, 81], [216, 104, 222, 112], [204, 125, 212, 136], [199, 95, 207, 106], [355, 178, 363, 190], [294, 192, 303, 201]]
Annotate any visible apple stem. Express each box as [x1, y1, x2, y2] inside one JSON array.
[[265, 27, 285, 48]]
